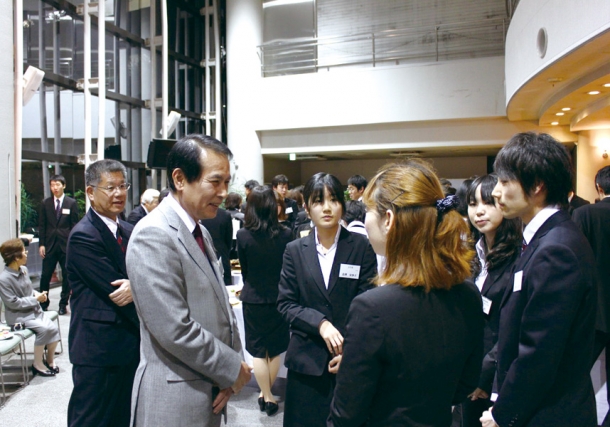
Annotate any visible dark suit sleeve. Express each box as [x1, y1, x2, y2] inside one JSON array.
[[571, 209, 590, 239], [329, 294, 383, 427], [67, 228, 138, 327], [69, 198, 79, 228], [277, 245, 327, 336], [357, 240, 377, 295], [237, 231, 248, 283], [493, 245, 588, 426], [453, 298, 484, 404], [478, 342, 497, 393]]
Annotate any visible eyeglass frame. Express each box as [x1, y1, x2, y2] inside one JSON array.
[[90, 183, 132, 194]]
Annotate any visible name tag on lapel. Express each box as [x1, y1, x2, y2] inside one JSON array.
[[300, 230, 310, 238], [285, 207, 293, 214], [339, 264, 360, 280], [482, 296, 492, 315], [62, 208, 70, 215], [513, 271, 523, 292]]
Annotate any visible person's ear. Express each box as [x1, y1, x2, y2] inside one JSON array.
[[172, 169, 185, 190], [85, 186, 95, 202], [384, 209, 395, 234]]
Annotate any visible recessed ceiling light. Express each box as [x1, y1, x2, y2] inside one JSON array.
[[589, 90, 601, 95], [561, 107, 571, 111], [551, 122, 559, 125], [604, 83, 610, 88], [556, 112, 564, 116]]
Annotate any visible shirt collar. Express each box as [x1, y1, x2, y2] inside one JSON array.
[[166, 192, 197, 233], [54, 194, 65, 205], [314, 225, 341, 250], [4, 265, 24, 277], [523, 205, 560, 244], [475, 236, 487, 263], [141, 204, 150, 214], [91, 208, 120, 236]]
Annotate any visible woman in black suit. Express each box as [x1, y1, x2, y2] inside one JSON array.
[[277, 173, 377, 427], [460, 174, 521, 427], [237, 186, 293, 416], [329, 160, 484, 427]]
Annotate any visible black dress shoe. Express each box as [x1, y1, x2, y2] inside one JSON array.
[[265, 402, 279, 416], [58, 307, 67, 315], [258, 397, 265, 412], [31, 365, 55, 377], [43, 360, 59, 374]]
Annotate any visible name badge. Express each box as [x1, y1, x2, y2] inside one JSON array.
[[482, 296, 492, 315], [299, 230, 311, 238], [285, 207, 294, 214], [339, 264, 360, 280], [513, 270, 523, 292], [62, 208, 70, 215]]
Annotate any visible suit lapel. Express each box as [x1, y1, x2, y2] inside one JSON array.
[[328, 228, 354, 294], [87, 209, 127, 277], [302, 232, 331, 302]]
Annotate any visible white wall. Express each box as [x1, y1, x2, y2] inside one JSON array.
[[505, 0, 610, 105], [0, 7, 15, 242]]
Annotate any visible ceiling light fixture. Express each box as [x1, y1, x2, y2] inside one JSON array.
[[604, 83, 610, 88], [555, 112, 564, 116], [551, 122, 559, 125], [561, 107, 571, 111], [589, 90, 601, 95], [603, 150, 608, 159], [263, 0, 313, 8]]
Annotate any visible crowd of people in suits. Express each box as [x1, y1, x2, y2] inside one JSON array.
[[1, 131, 610, 427]]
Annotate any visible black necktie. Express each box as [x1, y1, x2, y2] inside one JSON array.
[[55, 199, 61, 220], [116, 226, 125, 253]]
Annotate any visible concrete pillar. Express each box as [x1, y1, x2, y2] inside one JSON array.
[[226, 0, 264, 186], [576, 129, 610, 202], [0, 4, 15, 242]]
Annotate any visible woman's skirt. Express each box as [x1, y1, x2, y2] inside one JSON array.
[[243, 302, 289, 358], [25, 311, 60, 346]]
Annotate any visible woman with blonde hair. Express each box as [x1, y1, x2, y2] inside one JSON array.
[[329, 160, 484, 427]]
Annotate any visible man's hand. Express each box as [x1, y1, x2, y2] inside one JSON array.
[[109, 279, 133, 306], [213, 388, 233, 414], [328, 354, 342, 374], [231, 361, 252, 395], [468, 387, 489, 401], [39, 246, 46, 258], [319, 320, 343, 356], [480, 407, 498, 427], [35, 291, 48, 303]]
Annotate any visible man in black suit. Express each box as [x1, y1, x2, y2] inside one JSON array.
[[127, 188, 160, 225], [201, 207, 233, 286], [568, 190, 590, 216], [241, 179, 259, 211], [481, 133, 597, 427], [38, 174, 79, 314], [573, 165, 610, 426], [272, 174, 298, 229], [66, 160, 140, 427]]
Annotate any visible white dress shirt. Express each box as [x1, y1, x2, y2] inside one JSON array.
[[314, 226, 342, 289]]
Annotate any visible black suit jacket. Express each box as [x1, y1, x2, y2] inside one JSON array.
[[126, 204, 147, 226], [277, 227, 377, 376], [329, 283, 484, 427], [284, 197, 299, 230], [66, 209, 140, 367], [237, 226, 293, 304], [477, 256, 517, 393], [38, 196, 79, 253], [568, 194, 590, 216], [201, 208, 233, 286], [573, 197, 610, 334], [493, 210, 597, 427]]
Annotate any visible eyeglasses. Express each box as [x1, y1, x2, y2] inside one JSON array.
[[91, 183, 131, 194]]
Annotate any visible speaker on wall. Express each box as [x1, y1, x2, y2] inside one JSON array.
[[147, 138, 176, 169]]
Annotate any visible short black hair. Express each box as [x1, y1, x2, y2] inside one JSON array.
[[344, 200, 366, 224], [494, 132, 573, 208], [85, 159, 127, 186], [166, 134, 232, 192], [303, 172, 346, 215], [271, 174, 289, 188], [50, 174, 66, 186], [456, 178, 475, 216], [347, 175, 367, 190], [244, 179, 260, 191], [244, 186, 284, 238], [225, 193, 242, 210], [595, 165, 610, 194]]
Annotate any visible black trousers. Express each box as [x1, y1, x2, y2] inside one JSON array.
[[284, 369, 335, 427], [68, 360, 138, 427], [39, 247, 70, 309], [593, 330, 610, 426]]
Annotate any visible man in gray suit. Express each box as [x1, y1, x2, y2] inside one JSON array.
[[126, 134, 251, 427]]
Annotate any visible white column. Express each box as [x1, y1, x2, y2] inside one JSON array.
[[2, 1, 15, 241], [226, 0, 264, 184]]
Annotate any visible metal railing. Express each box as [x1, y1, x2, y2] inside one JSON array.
[[258, 18, 508, 77]]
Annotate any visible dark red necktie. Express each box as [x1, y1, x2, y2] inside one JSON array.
[[116, 227, 125, 253], [193, 225, 206, 255]]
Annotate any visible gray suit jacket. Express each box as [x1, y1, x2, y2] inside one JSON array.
[[126, 199, 243, 427]]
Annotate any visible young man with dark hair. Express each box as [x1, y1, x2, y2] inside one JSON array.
[[242, 179, 260, 211], [38, 174, 79, 314], [481, 132, 597, 427], [272, 174, 298, 229], [346, 175, 367, 201], [573, 165, 610, 426]]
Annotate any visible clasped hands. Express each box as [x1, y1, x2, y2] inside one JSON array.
[[212, 361, 252, 415], [320, 320, 343, 374], [34, 290, 48, 303], [109, 279, 133, 306]]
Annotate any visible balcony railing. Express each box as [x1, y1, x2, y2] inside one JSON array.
[[258, 18, 509, 77]]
